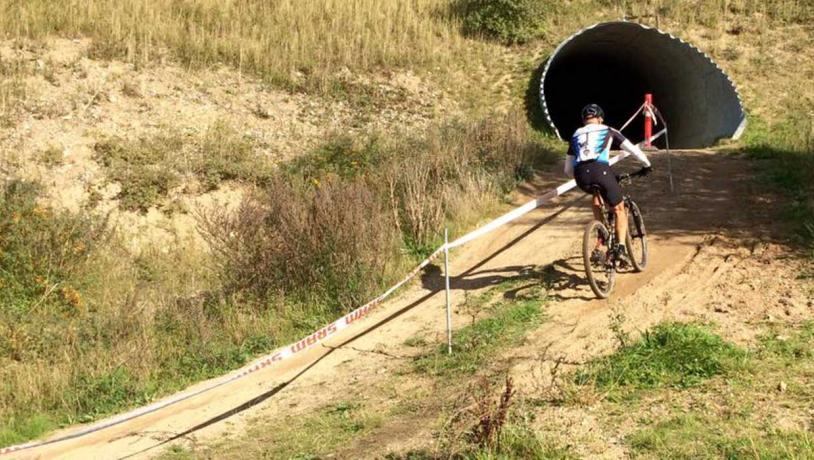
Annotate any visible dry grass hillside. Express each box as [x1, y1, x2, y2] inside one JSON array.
[[0, 0, 812, 454]]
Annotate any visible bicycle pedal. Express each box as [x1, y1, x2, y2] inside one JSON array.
[[618, 258, 630, 269]]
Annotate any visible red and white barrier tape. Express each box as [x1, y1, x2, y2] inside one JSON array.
[[649, 128, 667, 144], [0, 106, 665, 457], [619, 102, 664, 146], [0, 245, 445, 457], [619, 102, 646, 132]]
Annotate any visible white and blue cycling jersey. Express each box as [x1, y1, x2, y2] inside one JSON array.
[[564, 123, 651, 176]]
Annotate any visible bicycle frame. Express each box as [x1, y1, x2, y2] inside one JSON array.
[[593, 192, 646, 245], [591, 188, 618, 251]]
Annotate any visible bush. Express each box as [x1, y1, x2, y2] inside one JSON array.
[[94, 121, 273, 212], [0, 180, 105, 318], [94, 134, 183, 213], [285, 134, 387, 181], [199, 177, 400, 312], [455, 0, 548, 44], [194, 120, 273, 191]]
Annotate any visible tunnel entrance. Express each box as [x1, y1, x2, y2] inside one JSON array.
[[540, 22, 746, 148]]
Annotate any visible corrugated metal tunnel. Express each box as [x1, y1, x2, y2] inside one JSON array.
[[540, 22, 746, 148]]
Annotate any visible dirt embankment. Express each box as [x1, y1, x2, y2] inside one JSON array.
[[8, 148, 812, 459], [1, 39, 454, 250]]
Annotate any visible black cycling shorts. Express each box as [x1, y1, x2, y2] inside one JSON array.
[[574, 161, 623, 206]]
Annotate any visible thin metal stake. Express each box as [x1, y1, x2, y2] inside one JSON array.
[[667, 151, 675, 193], [444, 228, 452, 355], [651, 105, 675, 194]]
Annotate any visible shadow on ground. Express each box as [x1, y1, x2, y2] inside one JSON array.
[[422, 149, 788, 301]]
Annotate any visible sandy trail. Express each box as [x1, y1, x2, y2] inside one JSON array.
[[8, 150, 806, 459]]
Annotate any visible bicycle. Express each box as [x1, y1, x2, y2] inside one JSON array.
[[582, 168, 649, 299]]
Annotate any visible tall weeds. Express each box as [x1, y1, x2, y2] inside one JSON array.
[[0, 55, 29, 128], [199, 177, 401, 312], [0, 178, 284, 446], [379, 113, 539, 252], [1, 0, 468, 92], [616, 0, 813, 27], [2, 0, 811, 98]]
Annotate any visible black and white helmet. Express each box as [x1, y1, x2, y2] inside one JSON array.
[[581, 103, 604, 120]]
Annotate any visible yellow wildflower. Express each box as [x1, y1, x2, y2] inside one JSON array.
[[61, 286, 83, 310]]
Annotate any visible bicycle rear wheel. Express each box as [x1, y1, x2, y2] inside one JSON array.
[[583, 220, 615, 299], [625, 200, 648, 271]]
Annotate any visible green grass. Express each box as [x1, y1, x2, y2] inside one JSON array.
[[389, 423, 575, 460], [396, 277, 574, 459], [166, 401, 383, 459], [462, 423, 576, 460], [628, 414, 814, 460], [575, 323, 748, 397], [757, 321, 814, 361], [601, 322, 814, 459], [0, 295, 326, 449], [741, 111, 814, 254], [0, 414, 57, 448], [412, 281, 546, 377]]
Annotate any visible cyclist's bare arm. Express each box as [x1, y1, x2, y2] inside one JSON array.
[[611, 129, 651, 167], [564, 143, 575, 176]]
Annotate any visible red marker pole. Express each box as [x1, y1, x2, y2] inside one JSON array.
[[644, 93, 653, 148]]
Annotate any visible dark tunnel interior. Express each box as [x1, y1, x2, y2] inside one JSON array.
[[541, 22, 746, 149]]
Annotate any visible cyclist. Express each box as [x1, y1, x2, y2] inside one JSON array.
[[565, 103, 652, 261]]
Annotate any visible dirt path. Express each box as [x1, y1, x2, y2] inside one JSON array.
[[8, 150, 810, 459]]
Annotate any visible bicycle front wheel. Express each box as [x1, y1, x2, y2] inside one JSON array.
[[583, 220, 615, 299], [625, 200, 648, 272]]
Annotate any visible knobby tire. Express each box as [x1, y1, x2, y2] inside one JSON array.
[[625, 200, 648, 271]]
